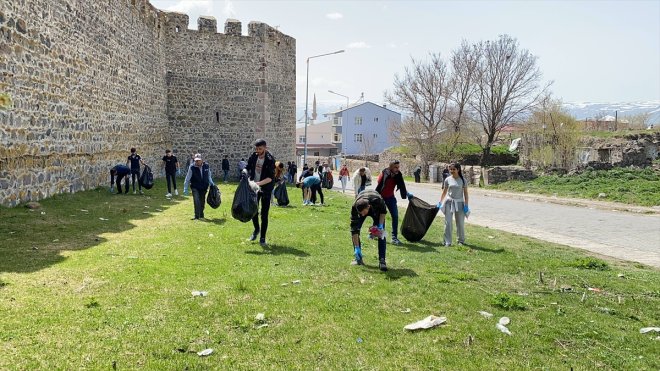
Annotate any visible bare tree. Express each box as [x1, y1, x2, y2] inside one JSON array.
[[448, 41, 480, 134], [385, 54, 452, 179], [470, 35, 550, 166], [360, 134, 375, 166]]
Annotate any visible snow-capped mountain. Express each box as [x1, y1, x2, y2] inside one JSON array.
[[562, 101, 660, 123]]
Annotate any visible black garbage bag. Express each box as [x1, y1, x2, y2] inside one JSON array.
[[401, 196, 439, 242], [139, 165, 154, 189], [273, 182, 289, 206], [207, 184, 221, 209], [231, 175, 258, 222]]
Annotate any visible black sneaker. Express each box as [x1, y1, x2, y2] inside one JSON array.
[[248, 231, 260, 241], [379, 259, 388, 272], [391, 237, 401, 245], [259, 238, 267, 247]]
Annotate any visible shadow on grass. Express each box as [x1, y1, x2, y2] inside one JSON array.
[[463, 243, 505, 253], [244, 243, 310, 257], [362, 264, 418, 279], [0, 181, 184, 274], [398, 241, 439, 253], [206, 217, 226, 225]]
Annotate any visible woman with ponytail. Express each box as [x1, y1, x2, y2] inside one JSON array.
[[437, 163, 470, 246]]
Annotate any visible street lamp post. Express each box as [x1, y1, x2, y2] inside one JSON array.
[[328, 90, 349, 111], [303, 50, 345, 168]]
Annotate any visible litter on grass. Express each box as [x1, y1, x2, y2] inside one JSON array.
[[404, 315, 447, 331], [255, 313, 266, 322], [587, 287, 602, 292], [256, 324, 269, 329], [197, 349, 213, 357], [292, 280, 301, 285], [400, 308, 411, 313], [192, 291, 208, 297], [498, 317, 510, 326], [99, 218, 109, 221], [640, 327, 660, 334], [478, 311, 493, 318], [496, 323, 512, 336]]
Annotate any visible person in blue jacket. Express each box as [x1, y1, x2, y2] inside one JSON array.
[[110, 164, 131, 194], [183, 153, 215, 220]]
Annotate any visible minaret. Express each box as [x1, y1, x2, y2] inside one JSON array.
[[312, 94, 318, 121]]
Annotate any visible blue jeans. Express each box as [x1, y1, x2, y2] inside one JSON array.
[[383, 196, 398, 239]]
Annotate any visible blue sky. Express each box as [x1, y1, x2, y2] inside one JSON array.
[[151, 0, 660, 114]]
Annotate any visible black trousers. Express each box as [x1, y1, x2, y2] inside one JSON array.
[[252, 189, 272, 240], [351, 213, 387, 261], [165, 171, 177, 193], [311, 184, 324, 204], [191, 188, 207, 219], [131, 169, 141, 191], [115, 174, 130, 193]]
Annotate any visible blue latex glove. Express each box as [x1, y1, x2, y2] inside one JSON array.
[[407, 192, 414, 198], [437, 202, 442, 209], [354, 246, 363, 261], [463, 205, 470, 213]]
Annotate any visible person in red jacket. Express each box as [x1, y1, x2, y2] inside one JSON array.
[[375, 160, 411, 245]]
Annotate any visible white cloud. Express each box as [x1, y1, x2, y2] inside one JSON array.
[[164, 0, 213, 14], [347, 41, 371, 49], [326, 12, 343, 20], [223, 0, 236, 19], [387, 43, 397, 49]]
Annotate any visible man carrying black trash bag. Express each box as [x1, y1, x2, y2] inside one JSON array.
[[183, 153, 215, 220], [244, 139, 276, 246], [350, 190, 389, 272]]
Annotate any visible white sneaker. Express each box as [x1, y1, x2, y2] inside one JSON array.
[[175, 190, 179, 196], [133, 190, 137, 194], [166, 193, 172, 197]]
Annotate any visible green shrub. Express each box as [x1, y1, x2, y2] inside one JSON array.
[[570, 257, 610, 270]]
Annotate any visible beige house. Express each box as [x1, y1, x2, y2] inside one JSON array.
[[295, 120, 338, 156]]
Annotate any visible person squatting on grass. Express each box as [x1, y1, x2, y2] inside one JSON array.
[[350, 190, 389, 272], [245, 139, 276, 246], [110, 164, 131, 194], [352, 167, 372, 196], [126, 147, 145, 194], [375, 159, 410, 245], [438, 163, 470, 246], [183, 153, 215, 220], [161, 149, 180, 197]]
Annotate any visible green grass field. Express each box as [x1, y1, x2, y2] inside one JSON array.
[[1, 180, 658, 369], [488, 168, 660, 207]]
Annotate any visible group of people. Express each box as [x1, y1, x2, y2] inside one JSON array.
[[109, 144, 471, 274]]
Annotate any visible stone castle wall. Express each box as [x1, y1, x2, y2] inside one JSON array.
[[0, 0, 295, 206]]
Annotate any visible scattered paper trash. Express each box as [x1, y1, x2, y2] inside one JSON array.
[[588, 287, 602, 293], [617, 273, 626, 279], [404, 315, 447, 331], [256, 324, 269, 329], [488, 235, 495, 239], [496, 323, 512, 336], [499, 317, 510, 326], [255, 313, 266, 322], [52, 239, 59, 242], [280, 283, 288, 286], [99, 218, 109, 221], [640, 327, 660, 334], [292, 280, 301, 285], [155, 209, 163, 212], [357, 337, 363, 343], [197, 349, 213, 357], [144, 206, 149, 208], [192, 291, 208, 297], [400, 308, 411, 313], [80, 209, 89, 212], [40, 211, 46, 215], [209, 233, 214, 237], [478, 311, 493, 318]]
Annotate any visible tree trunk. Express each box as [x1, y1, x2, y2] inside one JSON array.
[[480, 146, 492, 167]]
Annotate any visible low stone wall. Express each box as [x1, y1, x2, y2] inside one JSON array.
[[483, 166, 536, 185]]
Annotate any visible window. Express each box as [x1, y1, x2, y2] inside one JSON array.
[[354, 134, 363, 142], [333, 117, 342, 126], [333, 133, 341, 142], [313, 151, 320, 156], [215, 112, 220, 123], [374, 117, 379, 122], [355, 116, 363, 125], [373, 133, 378, 138], [299, 135, 306, 144]]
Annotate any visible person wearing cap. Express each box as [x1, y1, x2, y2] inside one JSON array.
[[244, 139, 276, 246], [183, 153, 215, 220]]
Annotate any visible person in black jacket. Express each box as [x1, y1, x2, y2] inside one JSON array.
[[245, 139, 276, 246], [350, 190, 389, 271], [183, 153, 215, 220], [222, 155, 230, 182], [375, 160, 410, 245]]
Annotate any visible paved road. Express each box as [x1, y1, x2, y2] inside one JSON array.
[[330, 180, 660, 268]]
